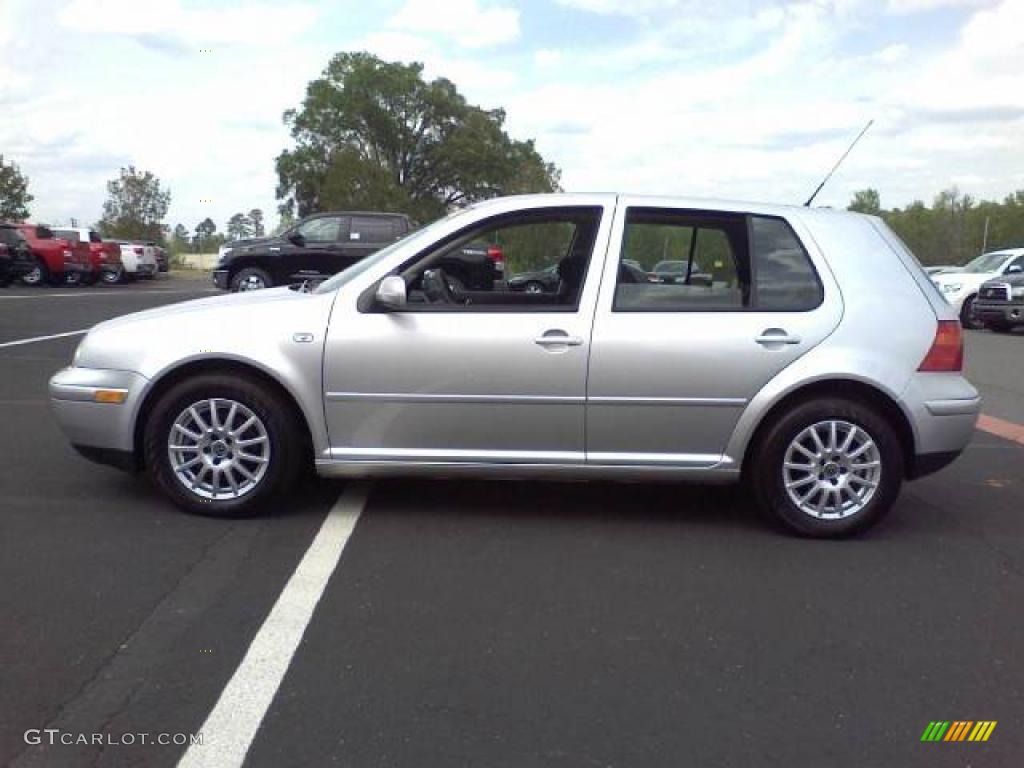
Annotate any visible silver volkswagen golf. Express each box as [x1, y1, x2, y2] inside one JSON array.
[[50, 195, 979, 537]]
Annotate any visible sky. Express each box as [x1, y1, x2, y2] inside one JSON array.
[[1, 0, 1022, 234]]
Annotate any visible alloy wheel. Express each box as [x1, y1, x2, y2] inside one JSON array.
[[167, 398, 271, 500], [781, 420, 882, 519]]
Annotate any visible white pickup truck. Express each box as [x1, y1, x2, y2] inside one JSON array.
[[106, 240, 159, 282], [931, 248, 1024, 328]]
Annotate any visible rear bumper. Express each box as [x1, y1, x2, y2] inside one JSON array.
[[901, 373, 981, 478]]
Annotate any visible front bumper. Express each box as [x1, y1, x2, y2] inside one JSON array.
[[49, 367, 149, 458], [212, 269, 230, 290], [975, 300, 1024, 326]]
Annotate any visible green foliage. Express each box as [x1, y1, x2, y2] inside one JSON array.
[[848, 187, 1024, 266], [248, 208, 265, 237], [848, 188, 881, 215], [192, 217, 222, 252], [97, 166, 171, 242], [0, 154, 33, 220], [169, 223, 190, 255], [275, 52, 561, 223], [226, 212, 252, 240]]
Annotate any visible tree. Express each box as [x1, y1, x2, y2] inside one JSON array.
[[275, 52, 561, 223], [193, 217, 218, 251], [226, 212, 252, 240], [847, 188, 881, 215], [248, 208, 265, 237], [0, 154, 33, 220], [97, 166, 170, 241], [169, 223, 190, 254]]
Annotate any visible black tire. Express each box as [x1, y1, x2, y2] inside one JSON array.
[[750, 398, 904, 538], [0, 274, 13, 288], [143, 373, 307, 517], [80, 270, 97, 286], [960, 295, 982, 330], [524, 281, 545, 294], [230, 267, 273, 292], [100, 266, 124, 285], [20, 258, 49, 287], [63, 271, 82, 287]]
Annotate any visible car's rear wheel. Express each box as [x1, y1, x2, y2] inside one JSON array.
[[960, 295, 982, 329], [751, 398, 903, 538], [20, 259, 48, 287], [144, 374, 307, 517], [63, 271, 82, 286], [231, 267, 272, 292], [524, 281, 545, 294]]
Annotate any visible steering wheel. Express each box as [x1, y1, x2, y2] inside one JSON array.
[[422, 268, 458, 304]]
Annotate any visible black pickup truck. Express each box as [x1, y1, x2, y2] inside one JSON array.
[[213, 211, 504, 292], [0, 221, 35, 287], [976, 273, 1024, 332]]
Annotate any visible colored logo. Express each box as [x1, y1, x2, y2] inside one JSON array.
[[921, 721, 996, 742]]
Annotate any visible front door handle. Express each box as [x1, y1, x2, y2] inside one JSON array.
[[535, 331, 583, 347], [756, 328, 802, 346]]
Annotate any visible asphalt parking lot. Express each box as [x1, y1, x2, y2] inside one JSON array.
[[1, 277, 1023, 767]]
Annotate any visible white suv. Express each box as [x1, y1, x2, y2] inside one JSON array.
[[931, 249, 1024, 328]]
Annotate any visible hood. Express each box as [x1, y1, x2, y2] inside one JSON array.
[[74, 286, 337, 375], [931, 271, 992, 288]]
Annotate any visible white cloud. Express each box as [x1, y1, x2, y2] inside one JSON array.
[[56, 0, 319, 47], [387, 0, 520, 48], [886, 0, 988, 13], [554, 0, 681, 14]]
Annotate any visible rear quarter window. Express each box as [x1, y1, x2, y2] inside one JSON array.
[[751, 216, 823, 311]]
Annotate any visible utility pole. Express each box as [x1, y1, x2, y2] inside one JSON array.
[[981, 216, 990, 256]]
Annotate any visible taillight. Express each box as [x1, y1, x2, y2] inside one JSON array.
[[133, 246, 143, 255], [918, 320, 964, 372], [487, 245, 504, 270]]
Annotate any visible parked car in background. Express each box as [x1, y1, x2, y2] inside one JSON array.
[[651, 259, 713, 285], [931, 248, 1024, 328], [975, 273, 1024, 333], [52, 194, 978, 538], [147, 242, 168, 273], [213, 211, 414, 292], [16, 224, 90, 286], [0, 222, 36, 286], [508, 263, 559, 293], [106, 240, 158, 282], [53, 228, 123, 285]]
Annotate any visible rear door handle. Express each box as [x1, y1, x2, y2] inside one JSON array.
[[756, 329, 802, 346]]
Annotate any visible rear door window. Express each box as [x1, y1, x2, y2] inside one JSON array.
[[351, 217, 398, 243]]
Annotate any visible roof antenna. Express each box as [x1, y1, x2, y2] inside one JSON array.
[[803, 119, 874, 207]]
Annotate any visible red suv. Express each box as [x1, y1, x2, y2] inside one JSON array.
[[53, 227, 124, 285], [17, 224, 91, 286]]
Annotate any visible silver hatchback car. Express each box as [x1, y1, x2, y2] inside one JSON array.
[[50, 194, 979, 537]]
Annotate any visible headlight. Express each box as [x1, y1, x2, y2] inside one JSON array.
[[940, 283, 962, 294], [1012, 286, 1024, 299]]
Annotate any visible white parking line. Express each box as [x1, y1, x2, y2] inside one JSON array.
[[0, 289, 216, 300], [0, 330, 88, 349], [177, 482, 371, 768]]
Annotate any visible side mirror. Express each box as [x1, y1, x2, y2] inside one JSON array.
[[288, 232, 305, 247], [375, 275, 407, 310], [1006, 264, 1023, 275]]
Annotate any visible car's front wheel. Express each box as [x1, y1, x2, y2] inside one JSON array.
[[20, 259, 48, 287], [960, 295, 982, 329], [101, 266, 124, 284], [751, 398, 903, 537], [231, 267, 273, 292], [144, 374, 307, 517]]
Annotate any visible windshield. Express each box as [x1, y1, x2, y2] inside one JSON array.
[[314, 208, 474, 294], [961, 252, 1011, 274]]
